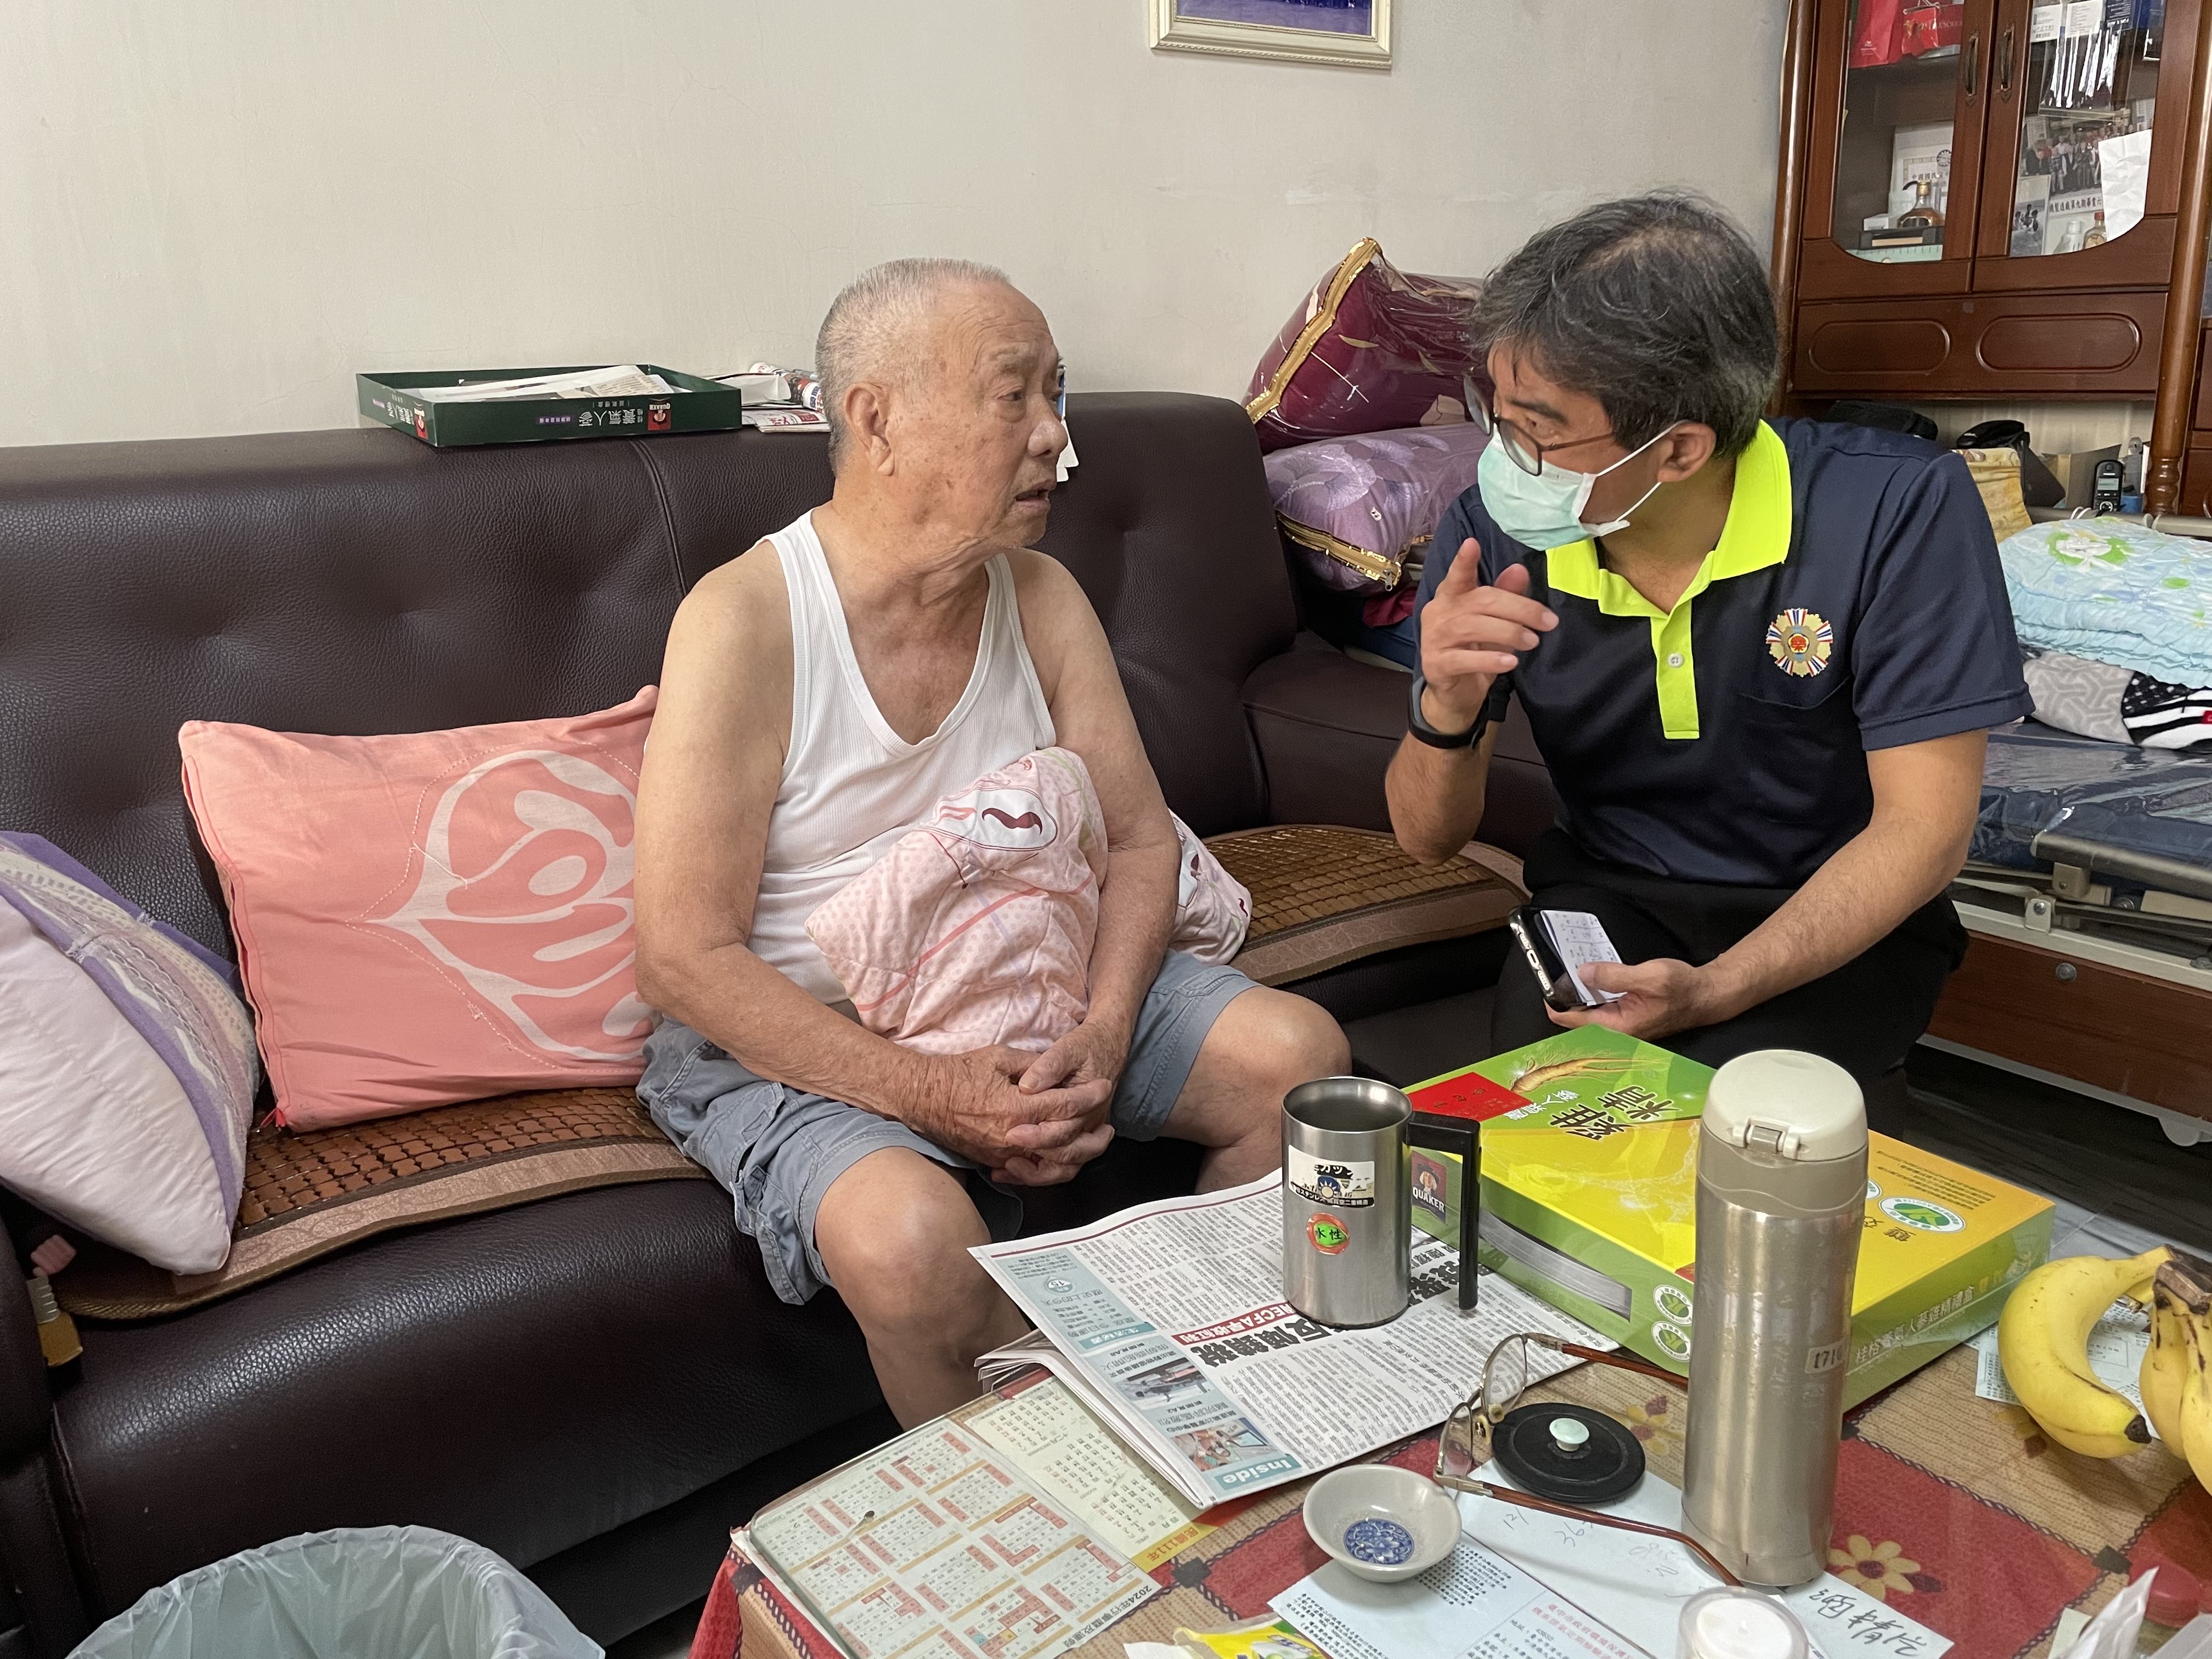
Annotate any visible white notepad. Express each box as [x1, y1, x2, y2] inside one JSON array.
[[1541, 909, 1624, 1005]]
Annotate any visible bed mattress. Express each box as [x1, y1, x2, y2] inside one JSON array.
[[1976, 723, 2212, 873]]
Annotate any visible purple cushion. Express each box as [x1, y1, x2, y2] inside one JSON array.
[[1266, 424, 1489, 595], [0, 833, 257, 1267]]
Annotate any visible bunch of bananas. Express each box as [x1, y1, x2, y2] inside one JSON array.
[[2145, 1250, 2212, 1483], [1997, 1243, 2212, 1487]]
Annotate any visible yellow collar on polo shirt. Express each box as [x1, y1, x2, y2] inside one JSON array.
[[1543, 422, 1792, 740]]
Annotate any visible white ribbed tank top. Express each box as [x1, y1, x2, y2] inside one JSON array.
[[748, 511, 1056, 1003]]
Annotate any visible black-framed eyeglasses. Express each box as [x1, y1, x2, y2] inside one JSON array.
[[1468, 382, 1620, 477], [1433, 1331, 1742, 1587], [1055, 363, 1068, 422]]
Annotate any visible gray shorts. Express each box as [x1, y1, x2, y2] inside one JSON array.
[[639, 950, 1259, 1305]]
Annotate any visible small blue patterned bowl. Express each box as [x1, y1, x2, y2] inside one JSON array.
[[1302, 1465, 1461, 1583]]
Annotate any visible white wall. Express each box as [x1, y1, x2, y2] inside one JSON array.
[[1, 1, 1788, 448]]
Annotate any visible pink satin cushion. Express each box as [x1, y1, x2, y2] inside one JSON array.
[[806, 748, 1251, 1057], [178, 689, 656, 1130], [807, 748, 1106, 1056]]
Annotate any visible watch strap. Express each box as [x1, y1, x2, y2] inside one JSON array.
[[1408, 673, 1492, 749]]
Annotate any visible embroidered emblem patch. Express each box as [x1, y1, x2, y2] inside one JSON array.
[[1766, 608, 1833, 678]]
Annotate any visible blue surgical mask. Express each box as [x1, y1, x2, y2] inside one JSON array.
[[1477, 424, 1677, 551]]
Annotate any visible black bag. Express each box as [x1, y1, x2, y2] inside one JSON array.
[[1822, 399, 1939, 442], [1954, 419, 2066, 509]]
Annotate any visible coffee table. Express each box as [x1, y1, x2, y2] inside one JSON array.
[[685, 1348, 2207, 1659]]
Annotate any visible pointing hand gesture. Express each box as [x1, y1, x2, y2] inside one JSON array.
[[1418, 541, 1557, 733]]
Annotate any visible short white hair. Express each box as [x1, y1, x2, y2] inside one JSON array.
[[815, 257, 1012, 465]]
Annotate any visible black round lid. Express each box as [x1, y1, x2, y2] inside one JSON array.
[[1491, 1403, 1645, 1504]]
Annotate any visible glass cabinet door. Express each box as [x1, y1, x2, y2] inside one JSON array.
[[1830, 0, 1976, 265], [1994, 0, 2166, 259]]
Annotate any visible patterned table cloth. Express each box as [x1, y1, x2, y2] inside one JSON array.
[[689, 1350, 2210, 1659]]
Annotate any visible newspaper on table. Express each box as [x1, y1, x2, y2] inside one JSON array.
[[411, 365, 675, 402], [970, 1173, 1607, 1510], [744, 1381, 1177, 1659]]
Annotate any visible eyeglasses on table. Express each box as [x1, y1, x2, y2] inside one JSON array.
[[1432, 1330, 1742, 1588]]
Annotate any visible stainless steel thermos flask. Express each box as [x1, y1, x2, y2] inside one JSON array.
[[1681, 1050, 1868, 1587]]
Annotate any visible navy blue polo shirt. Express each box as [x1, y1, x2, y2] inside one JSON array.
[[1414, 418, 2031, 888]]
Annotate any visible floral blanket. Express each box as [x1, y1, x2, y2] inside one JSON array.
[[2001, 519, 2212, 686]]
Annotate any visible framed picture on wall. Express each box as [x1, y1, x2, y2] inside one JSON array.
[[1148, 0, 1391, 69]]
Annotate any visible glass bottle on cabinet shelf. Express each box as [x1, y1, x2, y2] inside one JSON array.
[[1833, 0, 1967, 263], [2005, 0, 2163, 258]]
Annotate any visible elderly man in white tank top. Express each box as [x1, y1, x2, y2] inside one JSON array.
[[634, 259, 1348, 1425]]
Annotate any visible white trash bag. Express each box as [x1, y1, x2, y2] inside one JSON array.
[[71, 1526, 602, 1659]]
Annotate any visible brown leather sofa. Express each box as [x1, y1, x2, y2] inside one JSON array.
[[0, 392, 1555, 1655]]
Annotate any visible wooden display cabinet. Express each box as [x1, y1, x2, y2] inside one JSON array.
[[1772, 0, 2212, 1128], [1777, 0, 2212, 417]]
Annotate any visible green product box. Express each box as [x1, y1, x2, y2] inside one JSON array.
[[357, 365, 744, 448], [1406, 1025, 2053, 1407]]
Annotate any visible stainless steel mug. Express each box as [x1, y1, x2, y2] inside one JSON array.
[[1283, 1077, 1412, 1327], [1681, 1050, 1868, 1587]]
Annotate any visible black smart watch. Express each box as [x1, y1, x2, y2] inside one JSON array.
[[1407, 673, 1495, 750]]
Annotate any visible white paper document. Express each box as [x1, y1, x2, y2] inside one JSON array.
[[411, 365, 675, 402], [1972, 1296, 2153, 1432], [972, 1176, 1607, 1508], [1274, 1466, 1950, 1659], [1276, 1539, 1644, 1659], [2098, 128, 2152, 241], [1539, 910, 1624, 1005], [1460, 1468, 1950, 1659]]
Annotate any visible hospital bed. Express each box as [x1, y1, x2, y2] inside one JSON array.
[[1928, 512, 2212, 1147]]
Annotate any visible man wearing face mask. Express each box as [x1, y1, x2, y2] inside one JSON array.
[[1387, 194, 2030, 1080]]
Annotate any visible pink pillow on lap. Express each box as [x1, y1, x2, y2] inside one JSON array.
[[806, 748, 1251, 1057], [178, 689, 656, 1130], [808, 749, 1106, 1056]]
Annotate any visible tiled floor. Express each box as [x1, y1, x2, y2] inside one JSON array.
[[1895, 1045, 2212, 1252]]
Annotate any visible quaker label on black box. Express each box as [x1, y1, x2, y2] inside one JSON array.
[[1409, 1153, 1448, 1221], [1288, 1147, 1374, 1209]]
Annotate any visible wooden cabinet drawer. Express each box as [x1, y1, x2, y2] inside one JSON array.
[[1928, 932, 2212, 1121], [1793, 291, 2167, 398], [2178, 448, 2212, 518]]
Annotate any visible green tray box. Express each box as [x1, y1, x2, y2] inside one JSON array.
[[357, 365, 744, 447], [1405, 1025, 2053, 1407]]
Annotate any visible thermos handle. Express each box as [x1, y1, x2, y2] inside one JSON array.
[[1408, 1115, 1479, 1312]]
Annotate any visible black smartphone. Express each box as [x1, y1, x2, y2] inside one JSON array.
[[1507, 905, 1597, 1013]]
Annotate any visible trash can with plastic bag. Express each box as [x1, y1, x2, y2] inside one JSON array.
[[71, 1526, 603, 1659]]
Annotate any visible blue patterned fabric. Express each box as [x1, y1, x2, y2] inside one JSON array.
[[2000, 518, 2212, 685]]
